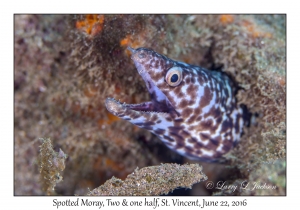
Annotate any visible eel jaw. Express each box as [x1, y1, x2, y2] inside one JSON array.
[[105, 97, 171, 119]]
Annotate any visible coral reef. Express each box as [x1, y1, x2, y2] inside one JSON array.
[[88, 163, 207, 196], [240, 159, 286, 195], [14, 14, 285, 195]]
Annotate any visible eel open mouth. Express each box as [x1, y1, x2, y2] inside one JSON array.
[[105, 94, 172, 118]]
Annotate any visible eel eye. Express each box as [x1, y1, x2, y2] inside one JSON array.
[[165, 66, 183, 86]]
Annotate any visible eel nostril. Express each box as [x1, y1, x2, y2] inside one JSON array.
[[127, 46, 135, 53]]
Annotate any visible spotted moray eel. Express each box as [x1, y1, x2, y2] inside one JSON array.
[[105, 47, 245, 162]]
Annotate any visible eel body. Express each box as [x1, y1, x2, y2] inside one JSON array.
[[105, 47, 244, 161]]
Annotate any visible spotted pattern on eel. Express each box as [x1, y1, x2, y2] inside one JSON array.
[[105, 47, 245, 162]]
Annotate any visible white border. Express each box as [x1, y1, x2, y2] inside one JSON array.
[[3, 0, 295, 209]]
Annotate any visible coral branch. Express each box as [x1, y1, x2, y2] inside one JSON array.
[[87, 163, 207, 196], [37, 138, 67, 195]]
